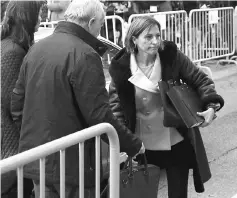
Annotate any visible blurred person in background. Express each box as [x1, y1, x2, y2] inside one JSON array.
[[47, 0, 71, 21], [129, 1, 173, 14], [1, 1, 44, 197]]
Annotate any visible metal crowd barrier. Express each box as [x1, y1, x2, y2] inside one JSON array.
[[128, 10, 189, 55], [38, 6, 236, 64], [39, 21, 60, 29], [0, 123, 120, 198], [231, 6, 237, 63], [189, 7, 235, 63], [39, 15, 126, 47], [101, 15, 126, 47], [235, 6, 237, 53]]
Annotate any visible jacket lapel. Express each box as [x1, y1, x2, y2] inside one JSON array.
[[129, 53, 159, 93], [128, 71, 159, 93]]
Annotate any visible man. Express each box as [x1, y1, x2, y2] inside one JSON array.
[[11, 0, 144, 197]]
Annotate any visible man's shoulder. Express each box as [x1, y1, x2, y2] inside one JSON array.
[[30, 34, 100, 66], [72, 38, 101, 61], [39, 33, 95, 52]]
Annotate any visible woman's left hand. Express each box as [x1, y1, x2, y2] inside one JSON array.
[[197, 108, 215, 128]]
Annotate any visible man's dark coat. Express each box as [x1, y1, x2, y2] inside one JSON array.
[[11, 21, 142, 187]]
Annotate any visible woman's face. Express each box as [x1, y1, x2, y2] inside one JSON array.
[[34, 8, 42, 32], [133, 25, 161, 56]]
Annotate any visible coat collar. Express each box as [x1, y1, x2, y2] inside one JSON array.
[[54, 21, 108, 56], [128, 53, 160, 93], [109, 41, 177, 85]]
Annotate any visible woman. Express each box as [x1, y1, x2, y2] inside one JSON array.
[[1, 1, 44, 197], [108, 16, 224, 198]]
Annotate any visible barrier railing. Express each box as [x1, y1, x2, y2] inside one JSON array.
[[189, 7, 235, 63], [101, 15, 126, 47], [0, 123, 120, 198], [128, 10, 189, 55], [235, 6, 237, 54], [38, 15, 126, 47], [38, 6, 236, 64], [39, 21, 60, 29], [231, 6, 237, 63]]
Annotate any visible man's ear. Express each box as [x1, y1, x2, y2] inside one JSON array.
[[88, 17, 95, 29]]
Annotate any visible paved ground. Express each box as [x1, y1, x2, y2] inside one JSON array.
[[157, 61, 237, 198]]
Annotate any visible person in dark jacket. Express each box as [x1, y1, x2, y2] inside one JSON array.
[[1, 1, 43, 197], [108, 16, 224, 198], [10, 0, 144, 197]]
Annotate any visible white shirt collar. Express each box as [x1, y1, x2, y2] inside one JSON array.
[[128, 53, 161, 93]]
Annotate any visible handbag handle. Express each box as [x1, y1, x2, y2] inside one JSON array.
[[123, 154, 149, 178]]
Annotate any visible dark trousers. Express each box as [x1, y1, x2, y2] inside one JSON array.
[[138, 140, 194, 198], [165, 163, 189, 198]]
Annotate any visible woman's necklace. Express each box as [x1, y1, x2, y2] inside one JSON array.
[[138, 62, 155, 78], [139, 62, 155, 68]]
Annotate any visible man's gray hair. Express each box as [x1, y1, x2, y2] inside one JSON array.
[[64, 0, 104, 24]]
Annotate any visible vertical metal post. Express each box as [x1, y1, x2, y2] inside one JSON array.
[[40, 158, 45, 198], [108, 140, 120, 198], [195, 12, 198, 60], [184, 12, 188, 56], [112, 18, 116, 44], [95, 136, 101, 198], [60, 150, 66, 198], [79, 143, 84, 198], [167, 14, 170, 41], [227, 9, 230, 53], [208, 10, 211, 59], [198, 11, 201, 60], [17, 167, 24, 198], [105, 19, 109, 40], [224, 10, 226, 54], [201, 11, 204, 59]]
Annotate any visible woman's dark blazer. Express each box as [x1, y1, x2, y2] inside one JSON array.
[[108, 41, 224, 193]]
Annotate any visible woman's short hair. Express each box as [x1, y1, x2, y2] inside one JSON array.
[[125, 16, 161, 53], [1, 1, 44, 51], [64, 0, 104, 25]]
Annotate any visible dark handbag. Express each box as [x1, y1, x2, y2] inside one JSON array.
[[158, 80, 204, 128], [101, 154, 160, 198], [159, 80, 186, 128]]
